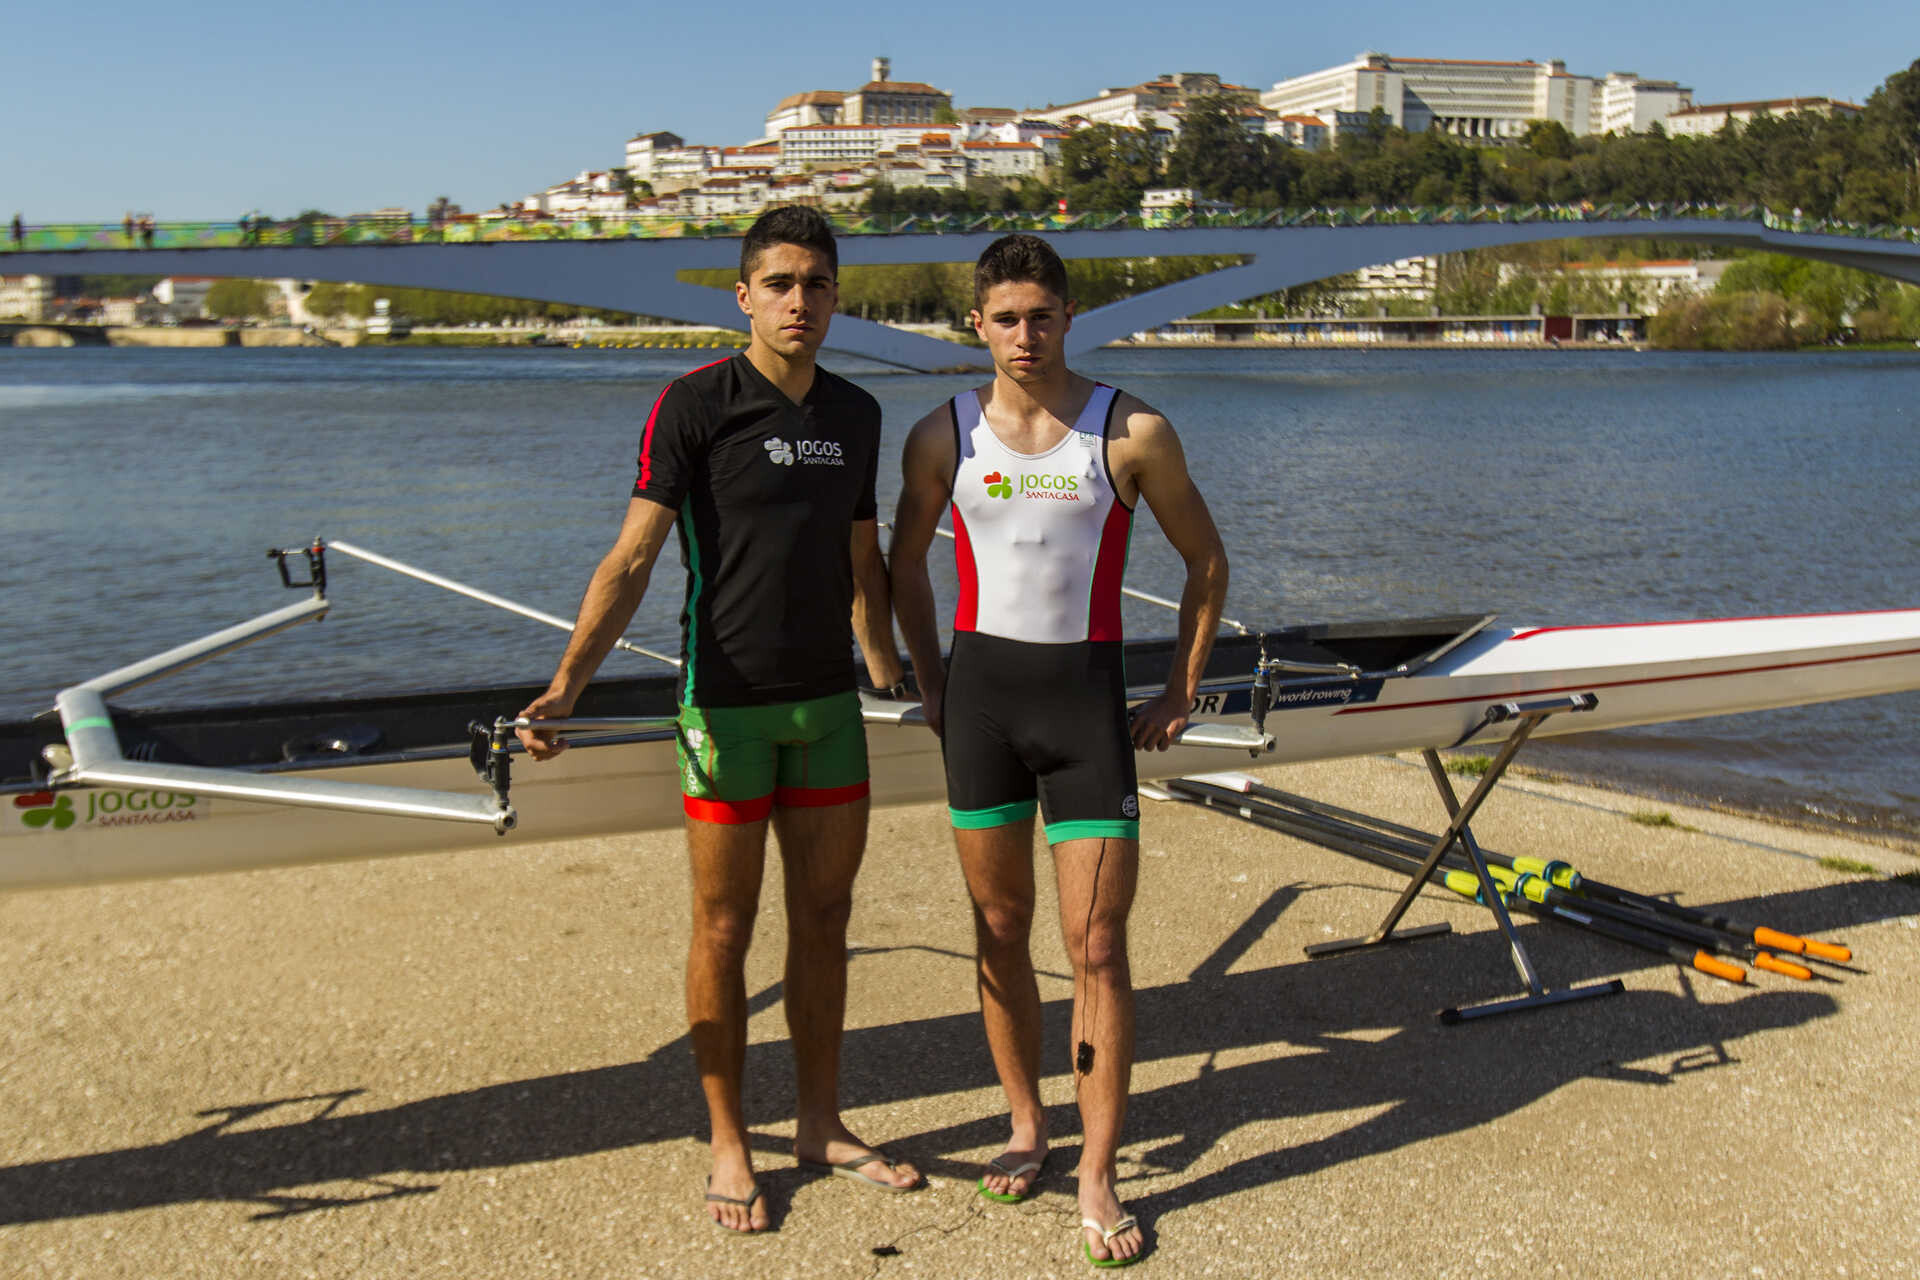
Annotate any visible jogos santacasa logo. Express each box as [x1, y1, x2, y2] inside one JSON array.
[[982, 469, 1080, 501], [13, 791, 74, 830], [8, 787, 201, 835], [764, 437, 846, 467]]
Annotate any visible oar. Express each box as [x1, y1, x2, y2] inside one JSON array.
[[1169, 778, 1807, 982], [325, 538, 683, 667], [1233, 778, 1851, 964], [1483, 865, 1812, 981], [1437, 869, 1751, 984], [877, 522, 1255, 636], [1502, 856, 1852, 964]]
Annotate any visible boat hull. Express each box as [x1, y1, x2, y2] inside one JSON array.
[[4, 611, 1917, 892], [1250, 610, 1920, 765]]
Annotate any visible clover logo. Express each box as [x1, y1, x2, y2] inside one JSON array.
[[983, 470, 1013, 499], [763, 436, 795, 466], [15, 791, 75, 831]]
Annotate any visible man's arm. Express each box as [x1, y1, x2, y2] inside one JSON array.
[[515, 497, 679, 759], [850, 517, 905, 691], [888, 409, 957, 735], [1115, 402, 1230, 751]]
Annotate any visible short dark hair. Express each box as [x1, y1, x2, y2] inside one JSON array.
[[973, 233, 1069, 308], [740, 205, 838, 281]]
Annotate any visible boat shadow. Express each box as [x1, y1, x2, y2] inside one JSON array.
[[0, 875, 1906, 1227]]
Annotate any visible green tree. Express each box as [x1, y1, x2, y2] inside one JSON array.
[[303, 281, 372, 320], [1058, 123, 1162, 209], [1165, 96, 1296, 203], [1858, 58, 1920, 215], [1522, 119, 1575, 160], [205, 278, 273, 319]]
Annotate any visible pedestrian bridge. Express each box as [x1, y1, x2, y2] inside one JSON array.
[[9, 206, 1919, 370]]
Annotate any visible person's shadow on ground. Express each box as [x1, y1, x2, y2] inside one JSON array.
[[0, 875, 1901, 1226]]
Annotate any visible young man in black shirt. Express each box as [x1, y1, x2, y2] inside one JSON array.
[[517, 206, 920, 1232]]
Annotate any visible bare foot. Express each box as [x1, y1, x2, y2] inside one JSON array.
[[705, 1150, 769, 1232], [979, 1144, 1049, 1201], [1080, 1179, 1143, 1264], [795, 1123, 922, 1191]]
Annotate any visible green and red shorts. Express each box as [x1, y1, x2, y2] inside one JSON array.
[[675, 691, 870, 824]]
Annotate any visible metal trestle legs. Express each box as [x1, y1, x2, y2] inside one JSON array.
[[1296, 694, 1623, 1021]]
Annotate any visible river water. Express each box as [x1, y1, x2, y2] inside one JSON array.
[[2, 344, 1915, 838]]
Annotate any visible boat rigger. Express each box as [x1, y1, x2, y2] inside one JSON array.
[[3, 539, 1918, 895]]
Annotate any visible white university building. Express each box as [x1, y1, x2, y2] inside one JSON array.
[[1262, 52, 1692, 143]]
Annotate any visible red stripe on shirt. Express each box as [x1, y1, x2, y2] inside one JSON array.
[[1088, 501, 1132, 642], [952, 504, 980, 632], [636, 358, 731, 495]]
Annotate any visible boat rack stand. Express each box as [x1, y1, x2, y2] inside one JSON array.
[[1176, 692, 1624, 1023]]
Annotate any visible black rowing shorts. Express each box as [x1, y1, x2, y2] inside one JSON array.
[[942, 631, 1139, 843]]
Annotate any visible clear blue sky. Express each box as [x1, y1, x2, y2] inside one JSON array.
[[9, 0, 1917, 222]]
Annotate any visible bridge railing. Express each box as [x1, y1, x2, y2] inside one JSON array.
[[7, 203, 1919, 253]]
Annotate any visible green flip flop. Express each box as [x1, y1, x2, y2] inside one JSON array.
[[977, 1151, 1048, 1203], [1081, 1214, 1143, 1268]]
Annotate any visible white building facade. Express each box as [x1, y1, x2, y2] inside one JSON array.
[[1598, 73, 1693, 134], [1026, 71, 1258, 134], [0, 275, 53, 320], [1263, 52, 1691, 141], [1664, 97, 1862, 137], [622, 132, 684, 186], [778, 123, 963, 169]]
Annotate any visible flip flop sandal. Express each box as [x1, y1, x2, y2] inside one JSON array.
[[799, 1149, 923, 1193], [704, 1179, 767, 1232], [1081, 1214, 1143, 1268], [977, 1151, 1048, 1203]]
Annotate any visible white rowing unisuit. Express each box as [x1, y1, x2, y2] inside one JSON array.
[[947, 383, 1133, 645]]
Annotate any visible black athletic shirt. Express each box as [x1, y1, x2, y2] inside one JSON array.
[[633, 354, 881, 708]]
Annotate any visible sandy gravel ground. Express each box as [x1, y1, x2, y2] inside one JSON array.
[[3, 754, 1918, 1280]]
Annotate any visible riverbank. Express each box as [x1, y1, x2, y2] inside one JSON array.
[[13, 324, 1914, 353], [2, 754, 1916, 1278]]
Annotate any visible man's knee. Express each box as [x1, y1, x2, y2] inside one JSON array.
[[789, 886, 854, 940], [1068, 916, 1130, 975], [973, 895, 1035, 954], [692, 900, 758, 962]]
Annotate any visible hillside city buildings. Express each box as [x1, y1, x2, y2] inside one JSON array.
[[511, 52, 1858, 227], [0, 51, 1866, 330]]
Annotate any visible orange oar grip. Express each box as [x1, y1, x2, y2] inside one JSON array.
[[1800, 939, 1852, 963], [1693, 951, 1746, 983], [1752, 926, 1806, 955], [1753, 952, 1813, 981]]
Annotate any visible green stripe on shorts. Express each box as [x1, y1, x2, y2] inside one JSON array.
[[949, 798, 1038, 830], [1043, 818, 1139, 843]]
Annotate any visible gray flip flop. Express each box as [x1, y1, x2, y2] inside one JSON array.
[[799, 1150, 923, 1193], [704, 1179, 767, 1231]]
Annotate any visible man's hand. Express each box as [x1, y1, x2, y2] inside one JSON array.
[[918, 680, 945, 739], [1129, 687, 1192, 752], [515, 689, 578, 761]]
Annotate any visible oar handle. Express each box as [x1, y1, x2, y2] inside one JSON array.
[[1752, 926, 1807, 955], [1753, 952, 1813, 981], [1753, 926, 1852, 964], [1691, 951, 1746, 983], [1799, 938, 1853, 963]]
